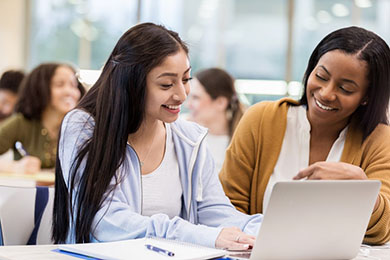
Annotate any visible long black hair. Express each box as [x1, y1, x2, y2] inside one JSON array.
[[300, 26, 390, 140], [52, 23, 188, 243]]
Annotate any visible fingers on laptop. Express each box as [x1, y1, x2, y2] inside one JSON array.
[[235, 234, 255, 248], [294, 162, 367, 180], [215, 227, 255, 250]]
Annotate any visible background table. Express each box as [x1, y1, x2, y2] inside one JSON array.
[[0, 171, 55, 187]]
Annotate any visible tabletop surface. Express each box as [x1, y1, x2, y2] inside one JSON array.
[[0, 244, 389, 260], [0, 171, 54, 187]]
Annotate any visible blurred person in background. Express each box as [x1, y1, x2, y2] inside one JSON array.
[[0, 63, 85, 174], [186, 68, 245, 172], [0, 70, 25, 123]]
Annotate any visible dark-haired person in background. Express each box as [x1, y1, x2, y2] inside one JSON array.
[[52, 23, 262, 250], [0, 63, 85, 174], [186, 68, 245, 172], [0, 70, 25, 123], [220, 26, 390, 245]]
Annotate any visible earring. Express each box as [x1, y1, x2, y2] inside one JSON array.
[[361, 101, 368, 106]]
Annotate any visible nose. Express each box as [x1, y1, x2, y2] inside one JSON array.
[[173, 82, 188, 102], [64, 81, 79, 95], [319, 82, 336, 101]]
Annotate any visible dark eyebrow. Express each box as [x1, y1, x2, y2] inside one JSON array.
[[157, 72, 177, 78], [157, 67, 191, 79], [183, 67, 191, 75], [318, 65, 331, 76]]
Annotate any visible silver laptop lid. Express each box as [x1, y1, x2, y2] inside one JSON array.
[[250, 180, 381, 260]]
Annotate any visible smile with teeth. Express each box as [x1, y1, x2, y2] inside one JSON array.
[[315, 99, 335, 111], [162, 104, 180, 110]]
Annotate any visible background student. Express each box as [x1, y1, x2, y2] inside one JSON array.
[[53, 23, 262, 250], [186, 68, 244, 172], [0, 70, 25, 124], [0, 63, 85, 174], [219, 26, 390, 245]]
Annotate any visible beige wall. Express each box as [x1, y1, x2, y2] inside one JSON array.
[[0, 0, 27, 74]]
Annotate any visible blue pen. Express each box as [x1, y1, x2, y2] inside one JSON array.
[[15, 141, 28, 157], [145, 244, 175, 257]]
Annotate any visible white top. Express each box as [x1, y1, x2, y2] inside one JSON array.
[[141, 124, 183, 219], [262, 105, 348, 212], [204, 134, 230, 173]]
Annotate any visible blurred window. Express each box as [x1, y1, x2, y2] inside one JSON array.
[[29, 0, 137, 69], [139, 0, 288, 80], [29, 0, 390, 104], [292, 0, 390, 81]]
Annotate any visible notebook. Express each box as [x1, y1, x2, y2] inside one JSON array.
[[58, 237, 227, 260], [246, 180, 381, 260]]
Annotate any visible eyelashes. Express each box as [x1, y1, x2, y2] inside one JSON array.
[[183, 77, 193, 83], [315, 74, 354, 94], [161, 77, 192, 88], [315, 74, 327, 81]]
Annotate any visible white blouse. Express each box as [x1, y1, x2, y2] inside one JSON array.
[[204, 134, 230, 174], [262, 105, 348, 213]]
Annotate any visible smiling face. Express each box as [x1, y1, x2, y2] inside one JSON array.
[[306, 50, 369, 129], [145, 48, 191, 124], [48, 66, 81, 116], [186, 78, 222, 127]]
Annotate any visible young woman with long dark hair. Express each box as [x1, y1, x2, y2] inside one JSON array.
[[220, 26, 390, 245], [52, 23, 262, 249]]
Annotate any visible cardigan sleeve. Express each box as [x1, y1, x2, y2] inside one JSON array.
[[219, 102, 266, 213], [360, 125, 390, 245]]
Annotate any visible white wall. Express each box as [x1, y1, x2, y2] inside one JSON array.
[[0, 0, 27, 74]]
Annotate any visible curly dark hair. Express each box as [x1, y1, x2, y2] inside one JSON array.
[[15, 63, 85, 120]]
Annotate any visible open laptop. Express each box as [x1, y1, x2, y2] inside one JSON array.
[[232, 180, 381, 260]]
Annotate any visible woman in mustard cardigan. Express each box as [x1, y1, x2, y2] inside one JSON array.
[[219, 26, 390, 245]]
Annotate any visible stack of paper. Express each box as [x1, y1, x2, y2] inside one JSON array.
[[58, 237, 227, 260]]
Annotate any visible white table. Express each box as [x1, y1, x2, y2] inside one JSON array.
[[0, 171, 54, 187], [0, 244, 389, 260], [0, 245, 72, 260]]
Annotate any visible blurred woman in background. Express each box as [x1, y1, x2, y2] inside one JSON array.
[[0, 63, 85, 174], [186, 68, 245, 172]]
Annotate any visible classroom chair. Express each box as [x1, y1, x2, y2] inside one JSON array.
[[0, 185, 54, 245]]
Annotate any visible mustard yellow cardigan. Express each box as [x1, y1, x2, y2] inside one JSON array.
[[220, 98, 390, 245]]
